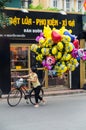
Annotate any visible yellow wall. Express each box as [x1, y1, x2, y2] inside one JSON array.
[[32, 0, 39, 6], [32, 0, 50, 8], [74, 0, 76, 8], [40, 0, 49, 8]]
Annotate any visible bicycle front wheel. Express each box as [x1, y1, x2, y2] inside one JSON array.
[[7, 88, 22, 107], [29, 88, 44, 105]]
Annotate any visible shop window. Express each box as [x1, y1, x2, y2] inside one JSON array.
[[48, 71, 68, 86], [10, 47, 28, 69], [10, 46, 29, 84]]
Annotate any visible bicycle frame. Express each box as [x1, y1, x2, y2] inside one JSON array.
[[20, 85, 33, 98]]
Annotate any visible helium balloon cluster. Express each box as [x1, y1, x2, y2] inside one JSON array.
[[31, 26, 86, 76]]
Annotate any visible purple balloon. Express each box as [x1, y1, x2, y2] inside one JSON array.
[[36, 36, 40, 42], [71, 48, 78, 58], [42, 60, 52, 70]]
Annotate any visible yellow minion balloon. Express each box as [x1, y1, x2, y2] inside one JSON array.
[[44, 38, 53, 48], [36, 54, 43, 62], [67, 63, 75, 71], [55, 51, 62, 59], [57, 42, 64, 51], [31, 44, 38, 53], [65, 43, 74, 52], [65, 54, 72, 61], [60, 64, 67, 73], [47, 38, 54, 47], [52, 45, 58, 55], [41, 48, 50, 56], [62, 35, 71, 44], [39, 38, 45, 47], [70, 58, 79, 67]]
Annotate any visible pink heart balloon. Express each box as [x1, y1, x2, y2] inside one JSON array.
[[51, 31, 62, 43]]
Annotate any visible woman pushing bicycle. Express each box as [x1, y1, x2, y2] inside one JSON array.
[[18, 67, 46, 108]]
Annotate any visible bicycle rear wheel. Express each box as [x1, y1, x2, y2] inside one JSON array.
[[7, 88, 22, 107], [29, 88, 44, 105]]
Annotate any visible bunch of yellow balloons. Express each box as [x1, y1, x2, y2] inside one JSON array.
[[31, 25, 80, 76]]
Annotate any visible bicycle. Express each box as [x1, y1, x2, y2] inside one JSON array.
[[7, 78, 44, 107]]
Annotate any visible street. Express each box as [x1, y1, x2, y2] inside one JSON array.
[[0, 93, 86, 130]]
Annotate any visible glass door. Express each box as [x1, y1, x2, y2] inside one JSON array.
[[10, 44, 30, 87]]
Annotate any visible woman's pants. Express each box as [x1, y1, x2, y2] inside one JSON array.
[[34, 85, 42, 104]]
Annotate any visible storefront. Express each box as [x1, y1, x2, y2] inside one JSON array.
[[0, 8, 83, 93]]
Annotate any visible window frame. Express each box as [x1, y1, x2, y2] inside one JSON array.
[[21, 0, 29, 8], [78, 0, 82, 12], [53, 0, 57, 8], [65, 0, 70, 12]]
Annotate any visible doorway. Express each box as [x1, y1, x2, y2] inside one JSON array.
[[10, 44, 30, 87]]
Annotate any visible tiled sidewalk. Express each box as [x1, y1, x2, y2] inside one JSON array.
[[1, 86, 86, 99], [44, 89, 86, 96], [43, 85, 86, 96]]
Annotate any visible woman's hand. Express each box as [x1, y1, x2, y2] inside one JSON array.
[[17, 75, 21, 78]]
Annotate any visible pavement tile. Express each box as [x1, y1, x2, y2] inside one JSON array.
[[1, 88, 86, 99], [44, 89, 86, 96]]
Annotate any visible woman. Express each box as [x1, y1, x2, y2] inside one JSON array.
[[19, 67, 45, 108]]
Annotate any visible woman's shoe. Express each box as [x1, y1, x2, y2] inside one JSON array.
[[41, 100, 46, 105], [34, 104, 39, 108]]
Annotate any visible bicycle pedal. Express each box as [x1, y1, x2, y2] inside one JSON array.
[[24, 95, 28, 99], [26, 100, 29, 104]]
